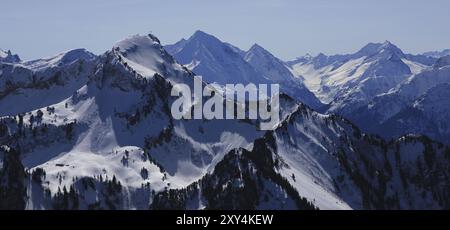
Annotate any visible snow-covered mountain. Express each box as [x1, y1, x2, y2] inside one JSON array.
[[153, 96, 450, 210], [291, 41, 414, 106], [243, 44, 322, 109], [0, 33, 265, 210], [244, 44, 297, 83], [165, 30, 262, 84], [165, 31, 323, 110], [0, 33, 449, 210], [0, 49, 97, 116], [346, 56, 450, 144], [24, 48, 96, 71], [289, 42, 450, 145]]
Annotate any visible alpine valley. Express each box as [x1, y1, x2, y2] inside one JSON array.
[[0, 31, 449, 210]]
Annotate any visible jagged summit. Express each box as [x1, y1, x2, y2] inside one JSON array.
[[248, 43, 266, 51], [164, 30, 323, 109], [355, 40, 404, 59], [0, 49, 11, 58], [245, 43, 278, 61], [0, 48, 21, 63], [164, 30, 261, 84], [376, 41, 404, 57], [147, 33, 161, 44], [190, 30, 217, 41]]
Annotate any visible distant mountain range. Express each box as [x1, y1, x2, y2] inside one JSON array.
[[164, 30, 323, 110], [0, 32, 449, 210], [288, 41, 450, 145]]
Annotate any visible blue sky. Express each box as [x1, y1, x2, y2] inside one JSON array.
[[1, 0, 449, 61]]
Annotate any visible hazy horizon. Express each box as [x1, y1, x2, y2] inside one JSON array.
[[1, 0, 449, 61]]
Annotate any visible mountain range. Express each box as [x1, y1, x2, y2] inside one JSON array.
[[0, 31, 449, 210], [289, 40, 450, 145], [165, 30, 323, 110]]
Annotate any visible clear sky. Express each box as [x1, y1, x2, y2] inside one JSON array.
[[1, 0, 449, 61]]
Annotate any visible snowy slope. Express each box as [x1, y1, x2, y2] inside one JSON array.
[[165, 30, 262, 85], [243, 44, 323, 109], [291, 41, 412, 107], [24, 49, 96, 71], [1, 34, 265, 209], [152, 96, 450, 210], [269, 103, 448, 210], [244, 44, 298, 82], [0, 49, 97, 116], [344, 56, 450, 144], [288, 41, 450, 145]]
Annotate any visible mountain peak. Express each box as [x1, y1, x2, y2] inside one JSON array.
[[112, 34, 180, 78], [23, 48, 95, 70], [58, 48, 96, 64], [193, 29, 208, 36], [247, 43, 272, 57], [190, 30, 217, 41], [382, 40, 393, 46], [249, 43, 265, 51], [377, 42, 405, 61], [115, 34, 162, 48], [357, 42, 381, 55], [356, 41, 404, 59], [0, 48, 21, 63], [114, 34, 161, 53], [184, 30, 225, 50], [380, 40, 400, 51]]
